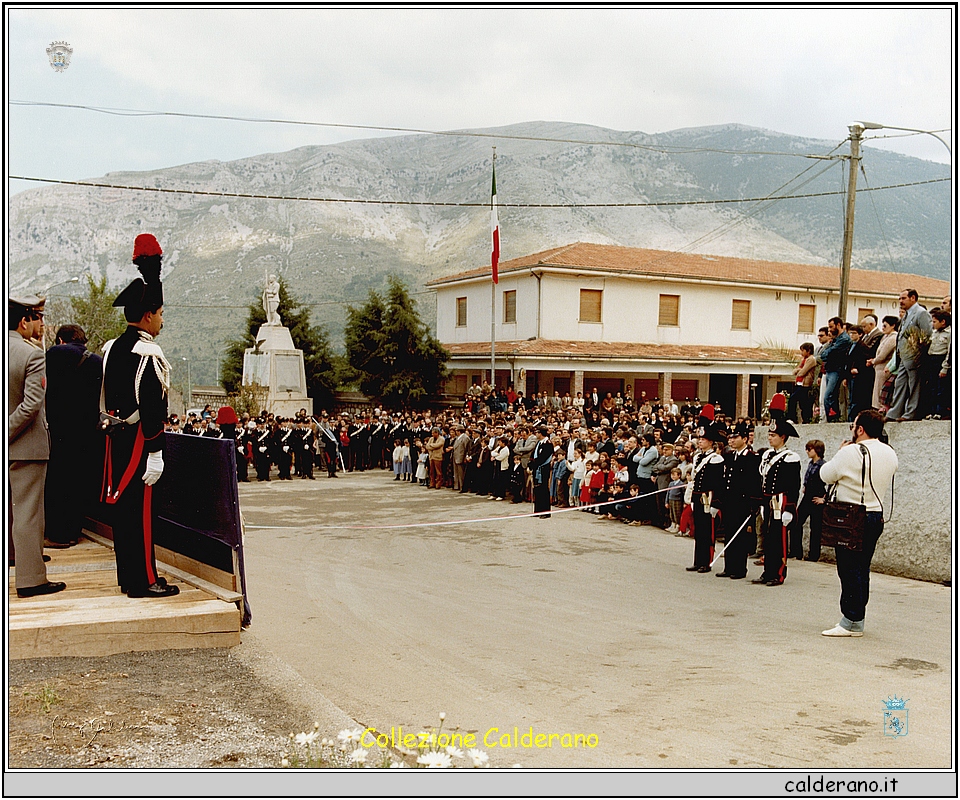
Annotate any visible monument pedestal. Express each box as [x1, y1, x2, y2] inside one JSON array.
[[242, 325, 313, 418]]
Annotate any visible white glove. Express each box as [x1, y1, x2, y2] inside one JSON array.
[[283, 446, 290, 453], [304, 445, 309, 450], [259, 446, 267, 453], [709, 507, 719, 518], [758, 506, 765, 521], [781, 511, 794, 527], [143, 452, 164, 486]]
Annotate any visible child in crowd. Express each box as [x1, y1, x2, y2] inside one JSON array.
[[508, 453, 526, 503], [581, 461, 598, 512], [666, 467, 685, 534], [568, 447, 585, 508], [392, 439, 404, 480], [678, 471, 695, 537], [400, 438, 412, 481], [415, 439, 429, 485]]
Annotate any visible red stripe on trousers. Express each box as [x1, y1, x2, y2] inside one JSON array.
[[142, 483, 157, 585], [104, 426, 145, 505]]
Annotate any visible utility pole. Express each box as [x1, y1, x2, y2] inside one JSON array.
[[838, 123, 863, 321]]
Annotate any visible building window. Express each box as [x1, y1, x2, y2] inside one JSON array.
[[456, 297, 467, 327], [731, 299, 751, 330], [579, 289, 602, 323], [658, 294, 680, 327], [798, 304, 816, 334], [503, 290, 517, 324], [858, 307, 875, 323]]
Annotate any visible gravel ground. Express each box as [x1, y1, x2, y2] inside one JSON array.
[[7, 635, 368, 770]]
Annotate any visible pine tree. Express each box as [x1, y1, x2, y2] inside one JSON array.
[[345, 276, 449, 407], [220, 278, 337, 407], [67, 275, 127, 353]]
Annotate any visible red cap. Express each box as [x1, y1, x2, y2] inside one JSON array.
[[132, 233, 162, 261], [216, 406, 239, 425], [700, 403, 715, 421], [769, 393, 787, 413]]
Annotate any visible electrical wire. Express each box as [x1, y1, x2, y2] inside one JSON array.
[[858, 163, 899, 272], [10, 100, 842, 159], [9, 174, 948, 208]]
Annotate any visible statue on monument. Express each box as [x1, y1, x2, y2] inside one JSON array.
[[263, 273, 282, 326]]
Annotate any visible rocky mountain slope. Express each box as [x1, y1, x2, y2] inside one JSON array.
[[10, 121, 950, 384]]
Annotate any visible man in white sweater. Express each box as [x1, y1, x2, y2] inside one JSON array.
[[819, 409, 898, 637]]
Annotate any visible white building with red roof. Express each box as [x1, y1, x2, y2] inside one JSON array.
[[426, 242, 950, 417]]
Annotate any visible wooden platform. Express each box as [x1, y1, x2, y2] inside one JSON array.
[[8, 538, 242, 660]]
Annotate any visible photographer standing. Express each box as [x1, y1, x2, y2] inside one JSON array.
[[819, 410, 898, 637]]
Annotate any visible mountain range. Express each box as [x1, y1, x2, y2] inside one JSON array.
[[9, 121, 951, 385]]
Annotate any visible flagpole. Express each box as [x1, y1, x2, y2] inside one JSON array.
[[490, 147, 497, 388]]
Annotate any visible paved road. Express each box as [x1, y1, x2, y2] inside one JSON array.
[[237, 470, 951, 769]]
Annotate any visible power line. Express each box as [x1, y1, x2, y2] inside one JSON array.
[[10, 174, 948, 208], [10, 100, 840, 159]]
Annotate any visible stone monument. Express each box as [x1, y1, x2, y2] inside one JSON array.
[[241, 274, 313, 417]]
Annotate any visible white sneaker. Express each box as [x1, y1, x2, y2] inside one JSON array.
[[821, 624, 863, 637]]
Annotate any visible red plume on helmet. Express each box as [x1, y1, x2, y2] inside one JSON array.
[[216, 406, 239, 425], [696, 402, 715, 429], [132, 233, 163, 261], [768, 392, 787, 421]]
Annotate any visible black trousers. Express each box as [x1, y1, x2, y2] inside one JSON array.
[[720, 501, 753, 577], [692, 499, 715, 568], [760, 504, 788, 583], [835, 512, 883, 624], [105, 428, 161, 592], [533, 481, 551, 516]]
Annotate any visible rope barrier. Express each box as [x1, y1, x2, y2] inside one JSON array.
[[244, 483, 680, 530]]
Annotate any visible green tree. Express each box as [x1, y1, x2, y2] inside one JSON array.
[[68, 275, 127, 353], [345, 276, 449, 408], [220, 277, 338, 408]]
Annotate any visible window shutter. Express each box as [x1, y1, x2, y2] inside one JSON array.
[[579, 289, 602, 323], [456, 297, 467, 327], [658, 294, 680, 326], [797, 304, 816, 334], [731, 299, 751, 330], [504, 290, 517, 324]]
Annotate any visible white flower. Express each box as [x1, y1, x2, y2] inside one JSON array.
[[281, 758, 290, 768], [417, 751, 453, 769], [338, 728, 363, 745], [439, 712, 446, 721], [512, 763, 522, 768], [467, 748, 489, 768], [349, 747, 367, 766], [445, 745, 464, 759], [294, 732, 310, 746], [390, 760, 408, 768]]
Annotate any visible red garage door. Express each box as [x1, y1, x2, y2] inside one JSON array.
[[670, 379, 699, 403], [634, 379, 659, 401]]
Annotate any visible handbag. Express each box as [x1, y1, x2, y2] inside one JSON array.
[[821, 444, 869, 551]]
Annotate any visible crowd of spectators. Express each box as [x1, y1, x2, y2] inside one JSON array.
[[786, 293, 950, 425]]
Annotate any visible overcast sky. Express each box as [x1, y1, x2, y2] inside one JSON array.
[[7, 6, 954, 198]]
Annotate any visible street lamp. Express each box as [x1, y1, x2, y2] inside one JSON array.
[[182, 357, 192, 410], [857, 121, 952, 156], [39, 275, 80, 295]]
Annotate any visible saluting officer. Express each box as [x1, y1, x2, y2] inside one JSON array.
[[101, 234, 178, 598], [717, 421, 762, 580], [686, 404, 726, 574], [753, 394, 802, 587]]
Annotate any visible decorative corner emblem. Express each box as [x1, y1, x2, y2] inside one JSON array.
[[883, 695, 909, 737], [46, 41, 73, 72]]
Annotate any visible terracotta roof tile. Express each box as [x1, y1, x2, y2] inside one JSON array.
[[444, 339, 787, 364], [427, 241, 950, 298]]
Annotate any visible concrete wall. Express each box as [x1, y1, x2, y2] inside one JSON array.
[[754, 420, 952, 584]]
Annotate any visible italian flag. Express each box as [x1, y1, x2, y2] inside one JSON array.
[[491, 161, 500, 284]]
